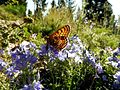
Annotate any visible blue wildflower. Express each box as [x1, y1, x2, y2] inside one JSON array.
[[0, 49, 4, 55], [27, 54, 38, 65], [37, 34, 96, 65], [11, 53, 37, 70], [57, 51, 68, 61], [13, 54, 28, 70], [113, 47, 120, 56], [5, 66, 19, 78], [21, 81, 44, 90], [113, 71, 120, 82], [6, 41, 38, 73], [85, 50, 96, 67], [21, 84, 33, 90], [0, 59, 7, 71], [102, 75, 108, 81], [31, 33, 37, 39], [95, 63, 103, 74], [113, 80, 120, 89], [33, 81, 44, 90], [117, 61, 120, 68], [107, 56, 119, 62], [37, 45, 48, 56], [29, 42, 37, 49]]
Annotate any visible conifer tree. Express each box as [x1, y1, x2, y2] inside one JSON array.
[[51, 0, 56, 8], [35, 0, 47, 18], [83, 0, 113, 27], [58, 0, 66, 8], [66, 0, 75, 20]]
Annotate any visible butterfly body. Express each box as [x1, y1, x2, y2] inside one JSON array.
[[46, 25, 70, 51]]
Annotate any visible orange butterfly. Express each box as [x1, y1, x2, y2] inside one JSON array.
[[46, 25, 70, 51]]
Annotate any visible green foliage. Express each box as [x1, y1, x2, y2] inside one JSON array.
[[83, 0, 113, 28], [51, 0, 56, 8], [7, 0, 19, 5], [0, 1, 120, 89], [0, 73, 10, 90], [0, 4, 26, 19], [43, 7, 75, 35], [0, 5, 18, 20], [4, 4, 26, 17], [67, 0, 75, 14], [41, 59, 96, 89], [77, 22, 119, 53]]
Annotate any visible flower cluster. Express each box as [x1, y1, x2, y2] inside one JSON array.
[[0, 49, 7, 71], [39, 35, 103, 72], [0, 34, 120, 89], [21, 81, 44, 90], [37, 35, 86, 62], [5, 41, 38, 78], [107, 47, 120, 67], [106, 46, 120, 89], [0, 59, 7, 71], [38, 35, 120, 88], [113, 71, 120, 89]]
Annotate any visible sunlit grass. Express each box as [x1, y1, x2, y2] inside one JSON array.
[[0, 4, 120, 90]]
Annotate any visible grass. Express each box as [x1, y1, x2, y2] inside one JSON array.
[[0, 4, 120, 90]]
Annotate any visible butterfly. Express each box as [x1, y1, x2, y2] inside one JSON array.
[[45, 25, 70, 51]]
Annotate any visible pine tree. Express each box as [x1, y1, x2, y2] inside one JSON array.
[[67, 0, 75, 13], [58, 0, 66, 8], [83, 0, 113, 27], [35, 0, 47, 18], [66, 0, 75, 20], [51, 0, 56, 8]]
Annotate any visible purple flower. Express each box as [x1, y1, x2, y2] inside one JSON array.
[[31, 33, 37, 39], [19, 41, 36, 54], [33, 81, 44, 90], [113, 80, 120, 89], [107, 56, 119, 62], [0, 49, 4, 55], [113, 47, 120, 56], [21, 84, 33, 90], [11, 53, 38, 70], [111, 61, 118, 68], [9, 41, 38, 70], [102, 75, 108, 81], [113, 71, 120, 89], [70, 35, 85, 49], [29, 42, 37, 49], [13, 55, 28, 70], [5, 66, 19, 78], [85, 50, 96, 67], [28, 55, 38, 65], [21, 81, 44, 90], [0, 59, 7, 71], [113, 71, 120, 82], [37, 45, 48, 56], [70, 35, 81, 43], [95, 63, 104, 74], [57, 51, 68, 61], [117, 61, 120, 68], [37, 35, 96, 65]]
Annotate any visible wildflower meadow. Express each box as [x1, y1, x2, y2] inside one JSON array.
[[0, 0, 120, 90]]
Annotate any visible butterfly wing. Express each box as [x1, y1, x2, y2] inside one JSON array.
[[47, 25, 70, 51]]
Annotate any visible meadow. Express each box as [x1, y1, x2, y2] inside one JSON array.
[[0, 2, 120, 90]]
